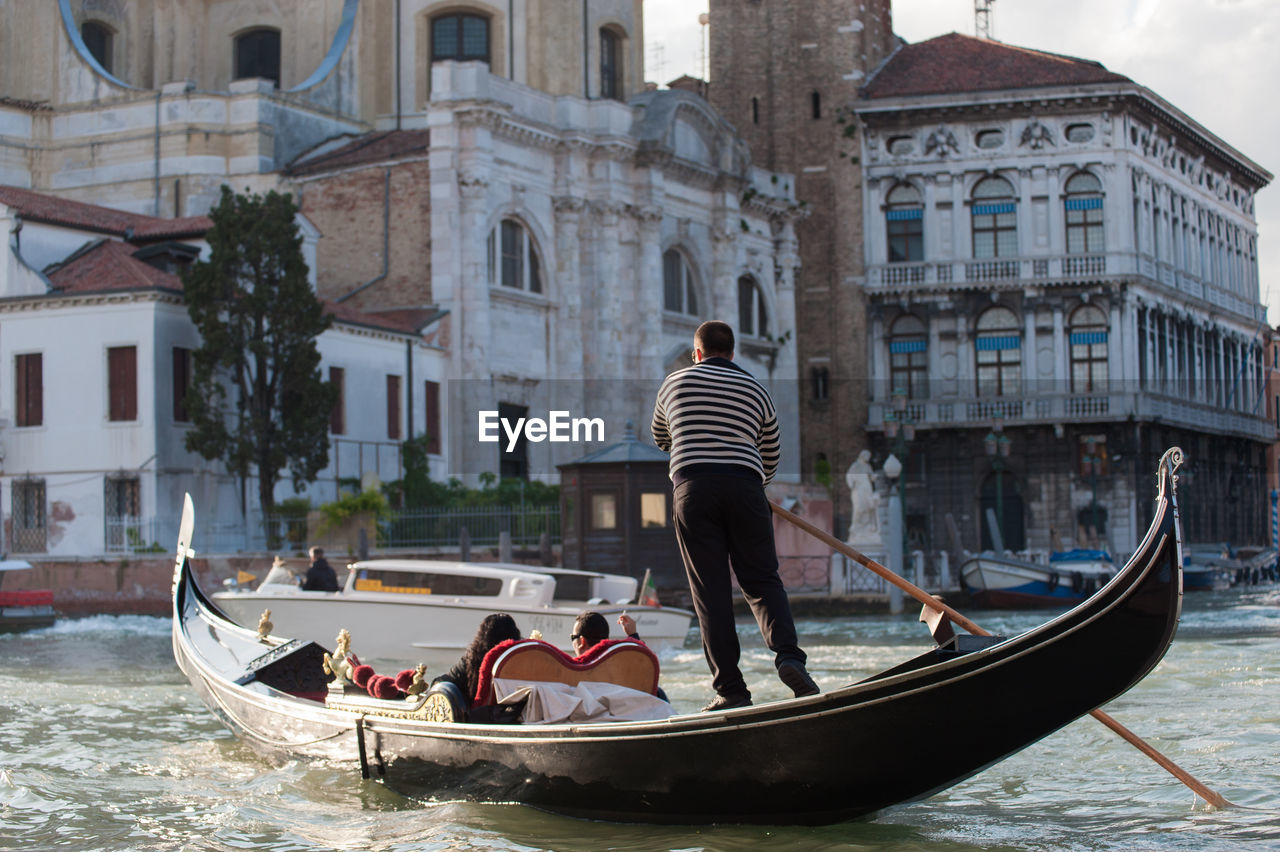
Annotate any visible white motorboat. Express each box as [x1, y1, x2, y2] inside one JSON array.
[[960, 549, 1116, 609], [211, 559, 694, 668]]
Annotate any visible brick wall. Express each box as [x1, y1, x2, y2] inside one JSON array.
[[709, 0, 896, 510], [293, 160, 433, 308]]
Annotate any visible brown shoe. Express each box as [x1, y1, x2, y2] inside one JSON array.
[[701, 692, 752, 712]]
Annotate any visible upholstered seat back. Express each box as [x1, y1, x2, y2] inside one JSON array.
[[473, 638, 660, 706]]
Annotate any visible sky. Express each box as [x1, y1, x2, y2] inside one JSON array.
[[644, 0, 1280, 325]]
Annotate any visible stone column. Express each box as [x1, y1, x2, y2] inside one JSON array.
[[594, 201, 625, 376], [710, 224, 739, 324], [1053, 304, 1067, 393], [553, 195, 586, 384], [457, 172, 491, 380], [634, 204, 665, 379], [1047, 166, 1065, 256]]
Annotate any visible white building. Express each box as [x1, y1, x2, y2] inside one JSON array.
[[854, 34, 1274, 556], [0, 185, 447, 556]]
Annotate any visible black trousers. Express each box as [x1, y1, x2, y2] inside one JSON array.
[[672, 474, 805, 697]]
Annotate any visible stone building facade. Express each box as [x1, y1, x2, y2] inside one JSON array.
[[854, 34, 1273, 557], [1, 0, 803, 556]]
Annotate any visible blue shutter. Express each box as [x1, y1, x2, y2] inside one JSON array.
[[975, 335, 1022, 351]]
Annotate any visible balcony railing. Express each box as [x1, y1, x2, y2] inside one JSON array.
[[867, 390, 1276, 442], [867, 252, 1266, 322]]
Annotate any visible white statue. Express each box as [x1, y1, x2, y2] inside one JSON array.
[[846, 450, 881, 545]]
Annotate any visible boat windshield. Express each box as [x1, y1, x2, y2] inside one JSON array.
[[353, 568, 504, 596]]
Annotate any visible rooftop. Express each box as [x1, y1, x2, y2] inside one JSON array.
[[863, 33, 1132, 100]]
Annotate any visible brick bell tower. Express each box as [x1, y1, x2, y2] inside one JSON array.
[[709, 0, 897, 512]]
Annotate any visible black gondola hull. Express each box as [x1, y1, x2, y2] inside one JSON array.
[[172, 452, 1185, 825]]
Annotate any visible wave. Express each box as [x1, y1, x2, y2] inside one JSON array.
[[32, 613, 170, 637]]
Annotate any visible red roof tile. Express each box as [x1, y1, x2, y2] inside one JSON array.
[[863, 33, 1132, 100], [45, 239, 184, 294], [0, 184, 211, 240], [286, 130, 432, 177]]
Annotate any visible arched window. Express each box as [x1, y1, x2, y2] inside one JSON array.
[[886, 183, 923, 262], [889, 314, 928, 398], [1065, 171, 1104, 254], [975, 306, 1021, 397], [81, 21, 114, 74], [1069, 304, 1109, 393], [486, 219, 542, 293], [432, 13, 490, 64], [234, 28, 281, 85], [600, 27, 623, 100], [972, 176, 1017, 258], [663, 249, 698, 315], [737, 276, 767, 337]]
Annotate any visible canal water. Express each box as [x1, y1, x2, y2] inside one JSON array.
[[2, 588, 1278, 851]]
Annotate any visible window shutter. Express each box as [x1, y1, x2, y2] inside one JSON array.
[[172, 347, 191, 422], [108, 346, 137, 421], [329, 366, 346, 435], [425, 380, 441, 454], [387, 375, 402, 440], [16, 353, 42, 427]]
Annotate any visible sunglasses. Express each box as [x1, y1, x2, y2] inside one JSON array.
[[570, 633, 583, 641]]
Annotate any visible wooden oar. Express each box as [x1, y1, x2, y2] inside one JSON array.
[[768, 500, 1235, 809]]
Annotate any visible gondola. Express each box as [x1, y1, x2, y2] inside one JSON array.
[[172, 448, 1186, 825]]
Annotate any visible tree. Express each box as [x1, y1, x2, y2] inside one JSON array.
[[182, 186, 337, 537]]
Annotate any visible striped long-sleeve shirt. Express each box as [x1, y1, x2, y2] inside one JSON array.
[[651, 356, 780, 485]]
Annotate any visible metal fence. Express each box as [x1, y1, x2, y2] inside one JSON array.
[[107, 505, 561, 555], [381, 505, 561, 549]]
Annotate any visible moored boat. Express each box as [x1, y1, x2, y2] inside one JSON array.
[[960, 548, 1115, 609], [1182, 544, 1236, 592], [212, 558, 693, 668], [173, 448, 1188, 824], [0, 560, 56, 633]]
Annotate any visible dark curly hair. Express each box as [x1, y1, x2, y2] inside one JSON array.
[[458, 613, 521, 695]]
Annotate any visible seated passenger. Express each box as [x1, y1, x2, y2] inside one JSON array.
[[301, 546, 340, 592], [431, 613, 522, 707], [569, 610, 668, 703], [569, 610, 642, 659]]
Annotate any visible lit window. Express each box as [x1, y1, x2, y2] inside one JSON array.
[[432, 14, 489, 64], [889, 314, 928, 398], [975, 306, 1021, 397], [487, 219, 543, 293], [886, 183, 923, 262], [1069, 304, 1108, 393], [663, 249, 698, 315], [591, 493, 618, 530], [640, 493, 667, 528], [234, 28, 281, 85], [972, 176, 1017, 258], [1065, 171, 1104, 254]]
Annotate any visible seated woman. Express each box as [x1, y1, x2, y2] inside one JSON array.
[[431, 613, 522, 707]]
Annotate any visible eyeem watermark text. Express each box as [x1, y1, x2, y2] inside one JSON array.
[[477, 410, 605, 452]]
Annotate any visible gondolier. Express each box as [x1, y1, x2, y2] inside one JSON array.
[[651, 320, 818, 711]]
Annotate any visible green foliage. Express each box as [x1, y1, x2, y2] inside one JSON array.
[[814, 457, 833, 492], [317, 489, 390, 535], [181, 185, 338, 527]]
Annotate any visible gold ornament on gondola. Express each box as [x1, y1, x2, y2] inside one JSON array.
[[322, 628, 356, 684]]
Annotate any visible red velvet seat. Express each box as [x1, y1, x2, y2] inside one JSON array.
[[472, 638, 660, 706]]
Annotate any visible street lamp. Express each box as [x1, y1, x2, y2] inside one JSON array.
[[883, 388, 917, 511], [984, 412, 1012, 548]]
